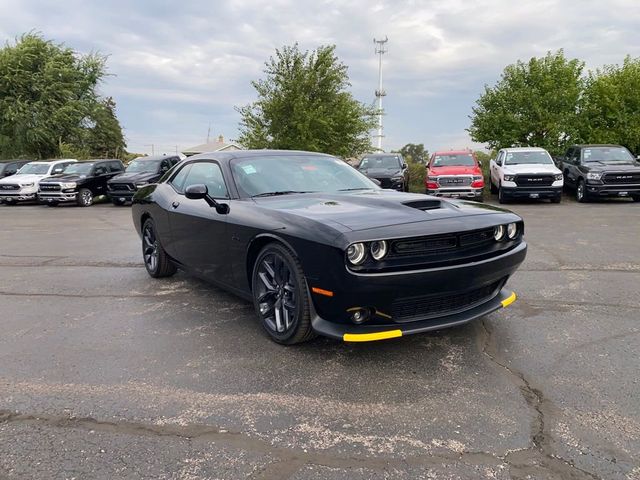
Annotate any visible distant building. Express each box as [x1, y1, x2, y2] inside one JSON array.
[[182, 135, 243, 157]]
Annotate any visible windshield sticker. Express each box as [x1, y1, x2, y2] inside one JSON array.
[[241, 164, 257, 174], [584, 150, 591, 158]]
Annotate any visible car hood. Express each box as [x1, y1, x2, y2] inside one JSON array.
[[0, 173, 47, 184], [253, 190, 515, 233], [503, 164, 561, 175], [359, 167, 402, 178], [41, 174, 87, 183], [109, 171, 158, 183], [582, 162, 640, 173], [429, 166, 479, 176]]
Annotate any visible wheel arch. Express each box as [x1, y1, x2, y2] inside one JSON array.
[[245, 234, 298, 292]]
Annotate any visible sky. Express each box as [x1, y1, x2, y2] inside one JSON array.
[[1, 0, 639, 155]]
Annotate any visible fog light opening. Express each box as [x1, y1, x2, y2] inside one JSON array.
[[350, 308, 371, 324]]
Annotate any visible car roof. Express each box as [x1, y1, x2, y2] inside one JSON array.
[[572, 144, 625, 148], [361, 153, 401, 157], [433, 150, 472, 155], [184, 149, 335, 163], [133, 154, 179, 161], [502, 147, 548, 153]]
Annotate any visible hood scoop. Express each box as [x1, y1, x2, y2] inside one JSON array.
[[402, 199, 442, 211]]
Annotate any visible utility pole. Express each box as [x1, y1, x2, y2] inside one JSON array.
[[207, 123, 211, 143], [373, 37, 388, 152], [144, 144, 155, 155]]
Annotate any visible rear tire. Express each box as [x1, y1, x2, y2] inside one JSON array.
[[77, 188, 94, 207], [142, 218, 177, 278], [251, 243, 316, 345]]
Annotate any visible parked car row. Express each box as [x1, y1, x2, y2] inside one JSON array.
[[0, 155, 182, 207], [355, 144, 640, 205]]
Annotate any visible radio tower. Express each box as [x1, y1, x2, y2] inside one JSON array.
[[373, 37, 388, 152]]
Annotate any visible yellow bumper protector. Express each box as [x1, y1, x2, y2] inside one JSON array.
[[501, 292, 517, 308], [343, 330, 402, 342]]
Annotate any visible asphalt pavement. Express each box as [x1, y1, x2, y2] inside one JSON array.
[[0, 196, 639, 479]]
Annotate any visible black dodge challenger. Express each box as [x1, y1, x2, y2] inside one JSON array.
[[132, 150, 526, 344]]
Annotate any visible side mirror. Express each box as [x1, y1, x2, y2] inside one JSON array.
[[402, 162, 408, 169], [371, 178, 381, 187], [184, 184, 229, 214]]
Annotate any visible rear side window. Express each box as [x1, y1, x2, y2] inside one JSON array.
[[109, 161, 124, 172]]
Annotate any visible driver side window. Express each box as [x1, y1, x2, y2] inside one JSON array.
[[182, 162, 228, 199]]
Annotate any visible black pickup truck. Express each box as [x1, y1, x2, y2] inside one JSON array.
[[107, 155, 181, 205], [38, 159, 125, 206], [561, 145, 640, 202]]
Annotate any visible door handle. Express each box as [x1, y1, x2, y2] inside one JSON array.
[[171, 201, 180, 209]]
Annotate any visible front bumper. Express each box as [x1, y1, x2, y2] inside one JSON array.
[[500, 185, 562, 199], [307, 241, 527, 341], [312, 289, 516, 341], [0, 191, 37, 202], [107, 191, 135, 201], [426, 187, 483, 199], [38, 191, 78, 203], [585, 182, 640, 197]]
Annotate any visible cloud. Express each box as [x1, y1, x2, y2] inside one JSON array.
[[1, 0, 639, 153]]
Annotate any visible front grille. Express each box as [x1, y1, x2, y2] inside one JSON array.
[[389, 227, 495, 257], [515, 175, 554, 187], [603, 172, 640, 185], [39, 183, 61, 191], [391, 279, 504, 322], [0, 184, 19, 190], [375, 177, 393, 188], [438, 176, 472, 187], [108, 183, 135, 192]]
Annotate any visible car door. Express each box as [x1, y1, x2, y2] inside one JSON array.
[[491, 151, 503, 185], [564, 148, 578, 186], [167, 160, 231, 285]]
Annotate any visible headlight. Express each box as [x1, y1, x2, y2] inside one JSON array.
[[586, 172, 603, 181], [135, 181, 149, 188], [346, 243, 366, 265], [20, 182, 34, 187], [503, 174, 516, 182], [554, 173, 563, 181], [494, 225, 506, 241], [391, 175, 403, 181], [507, 223, 518, 239], [370, 240, 388, 260], [60, 182, 76, 189]]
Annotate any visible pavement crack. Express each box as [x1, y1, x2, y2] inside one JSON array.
[[478, 320, 601, 480]]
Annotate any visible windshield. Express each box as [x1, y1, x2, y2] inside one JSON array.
[[359, 155, 400, 170], [504, 151, 554, 165], [431, 154, 476, 167], [127, 160, 160, 173], [63, 163, 94, 175], [231, 155, 379, 198], [17, 163, 50, 175], [582, 147, 634, 163]]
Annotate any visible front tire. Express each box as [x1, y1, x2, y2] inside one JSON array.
[[576, 179, 589, 203], [631, 194, 640, 202], [251, 243, 315, 345], [142, 218, 177, 278], [498, 185, 508, 204], [77, 188, 94, 207], [490, 179, 498, 194], [112, 198, 126, 206]]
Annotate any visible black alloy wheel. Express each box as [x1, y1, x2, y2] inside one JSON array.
[[252, 243, 315, 344], [576, 179, 588, 203], [77, 188, 94, 207], [142, 218, 176, 278]]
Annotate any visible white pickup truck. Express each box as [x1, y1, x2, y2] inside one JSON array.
[[489, 147, 563, 203], [0, 159, 76, 204]]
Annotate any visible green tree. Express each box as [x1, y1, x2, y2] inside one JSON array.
[[580, 56, 640, 154], [236, 44, 376, 158], [468, 50, 584, 157], [398, 143, 428, 163], [0, 33, 126, 159]]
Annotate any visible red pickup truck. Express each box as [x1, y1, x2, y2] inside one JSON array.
[[424, 150, 484, 201]]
